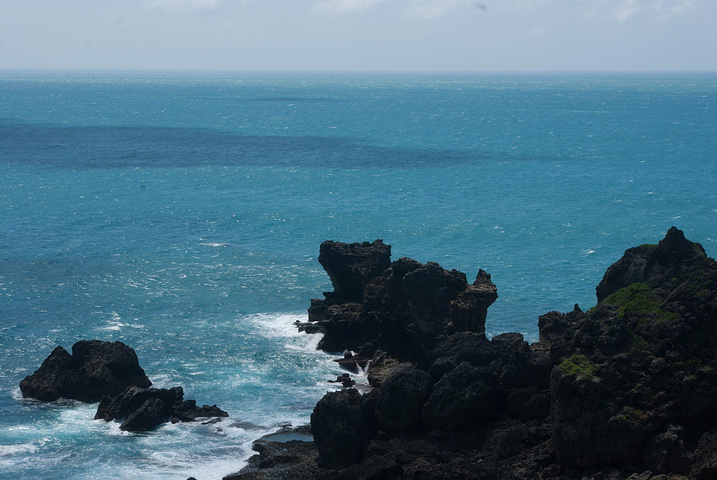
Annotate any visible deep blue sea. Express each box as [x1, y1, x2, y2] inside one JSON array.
[[1, 71, 715, 479]]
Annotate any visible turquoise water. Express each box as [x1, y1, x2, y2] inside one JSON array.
[[1, 72, 715, 479]]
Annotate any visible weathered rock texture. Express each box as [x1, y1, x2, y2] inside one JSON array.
[[19, 340, 152, 402], [96, 385, 228, 432], [228, 227, 717, 480], [304, 239, 497, 364]]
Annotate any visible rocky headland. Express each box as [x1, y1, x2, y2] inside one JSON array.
[[229, 227, 717, 480], [21, 340, 228, 432]]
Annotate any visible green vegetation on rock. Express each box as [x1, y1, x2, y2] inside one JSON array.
[[602, 283, 678, 322], [611, 406, 649, 425], [629, 332, 649, 353], [558, 354, 597, 379], [635, 243, 658, 256]]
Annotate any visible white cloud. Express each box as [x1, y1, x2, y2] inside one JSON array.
[[404, 0, 478, 19], [144, 0, 225, 13], [615, 0, 695, 22], [310, 0, 483, 17], [616, 0, 642, 21], [310, 0, 387, 15]]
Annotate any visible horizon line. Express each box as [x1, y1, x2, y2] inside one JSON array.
[[1, 68, 716, 75]]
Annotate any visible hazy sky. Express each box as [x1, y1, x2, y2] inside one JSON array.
[[0, 0, 715, 71]]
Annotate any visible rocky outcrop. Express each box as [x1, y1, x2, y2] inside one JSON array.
[[19, 340, 151, 402], [96, 386, 228, 432], [596, 226, 710, 302], [305, 240, 497, 363], [544, 227, 717, 472], [227, 228, 717, 480], [318, 240, 391, 303], [21, 340, 228, 432], [95, 385, 183, 422]]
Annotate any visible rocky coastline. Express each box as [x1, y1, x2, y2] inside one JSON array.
[[229, 227, 717, 480], [18, 227, 717, 479]]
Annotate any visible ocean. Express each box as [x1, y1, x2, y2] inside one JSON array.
[[0, 71, 715, 479]]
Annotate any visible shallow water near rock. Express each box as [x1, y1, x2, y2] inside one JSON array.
[[1, 71, 715, 479]]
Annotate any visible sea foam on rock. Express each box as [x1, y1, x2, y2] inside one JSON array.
[[96, 385, 228, 432], [21, 339, 228, 432]]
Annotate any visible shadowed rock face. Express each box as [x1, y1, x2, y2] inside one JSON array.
[[19, 340, 152, 402], [544, 227, 717, 470], [318, 240, 391, 303], [306, 240, 497, 363], [596, 226, 708, 302], [96, 385, 228, 432], [374, 366, 432, 433], [310, 389, 378, 469]]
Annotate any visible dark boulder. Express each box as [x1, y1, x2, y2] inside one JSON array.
[[334, 352, 369, 373], [365, 350, 410, 388], [286, 229, 717, 479], [96, 385, 228, 431], [504, 387, 550, 421], [96, 386, 182, 421], [428, 332, 492, 370], [20, 340, 151, 402], [692, 432, 717, 480], [120, 398, 170, 432], [641, 424, 693, 474], [311, 389, 377, 469], [421, 361, 497, 430], [374, 366, 432, 433]]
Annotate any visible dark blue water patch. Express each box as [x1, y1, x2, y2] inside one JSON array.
[[0, 121, 487, 170]]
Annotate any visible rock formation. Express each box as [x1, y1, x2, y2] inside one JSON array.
[[303, 240, 497, 364], [19, 340, 152, 402], [226, 227, 717, 479], [21, 339, 228, 432], [96, 385, 228, 432]]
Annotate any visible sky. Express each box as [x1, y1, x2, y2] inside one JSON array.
[[0, 0, 715, 71]]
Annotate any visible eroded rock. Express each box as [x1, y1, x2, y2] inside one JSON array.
[[20, 340, 151, 402]]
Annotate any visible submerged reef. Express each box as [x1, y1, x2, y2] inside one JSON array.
[[229, 227, 717, 480]]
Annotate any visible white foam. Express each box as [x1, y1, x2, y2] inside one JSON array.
[[200, 242, 227, 248], [96, 320, 145, 331], [0, 442, 39, 457], [10, 387, 23, 401], [246, 312, 306, 338]]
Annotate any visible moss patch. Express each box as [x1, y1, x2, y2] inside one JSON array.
[[602, 283, 678, 322], [558, 354, 598, 379], [629, 332, 649, 354], [635, 243, 658, 256], [611, 406, 649, 425]]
